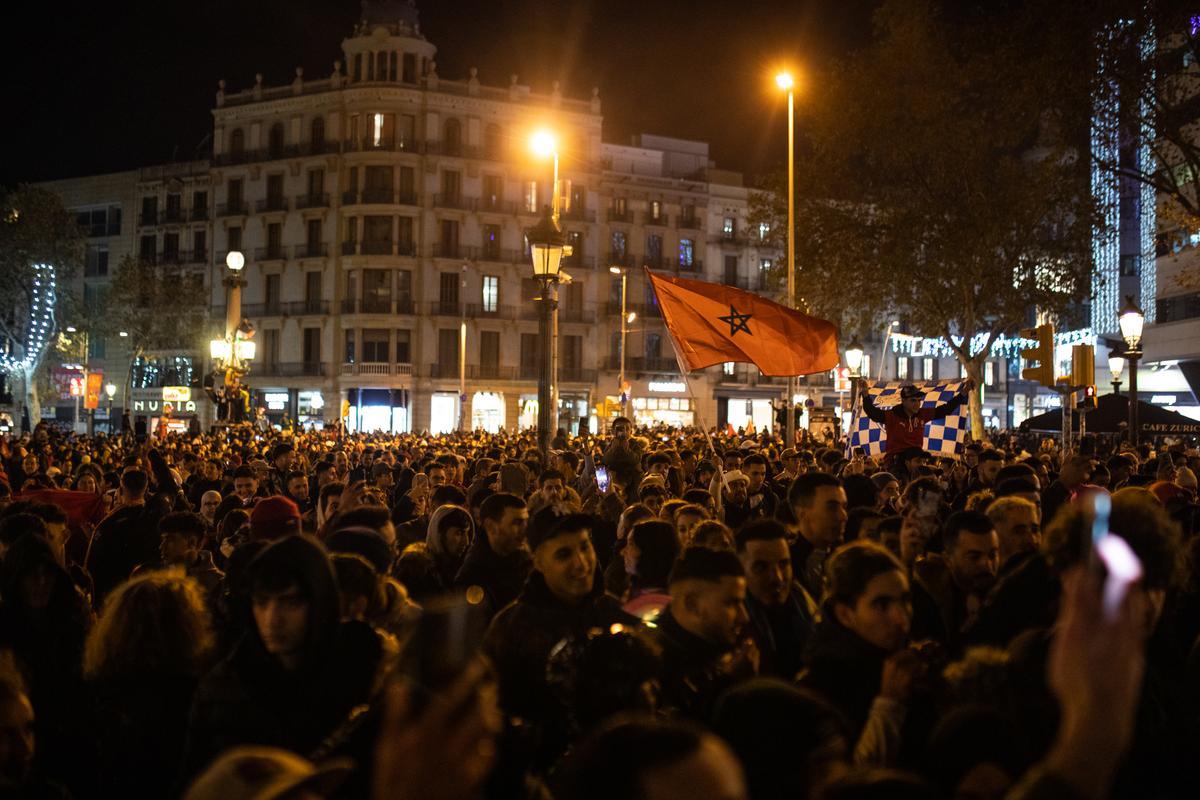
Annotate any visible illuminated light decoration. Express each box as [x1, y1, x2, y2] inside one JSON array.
[[0, 263, 58, 373], [1091, 22, 1122, 336], [1137, 23, 1156, 323], [889, 328, 1096, 360]]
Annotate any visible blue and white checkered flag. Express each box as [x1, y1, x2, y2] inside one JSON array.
[[848, 380, 970, 459]]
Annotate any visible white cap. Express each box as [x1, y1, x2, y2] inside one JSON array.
[[722, 469, 749, 486]]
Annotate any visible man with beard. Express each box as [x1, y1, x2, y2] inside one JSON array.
[[912, 510, 999, 654], [736, 520, 817, 679]]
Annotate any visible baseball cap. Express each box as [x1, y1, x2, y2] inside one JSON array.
[[249, 496, 302, 541], [899, 385, 923, 400], [722, 469, 750, 486]]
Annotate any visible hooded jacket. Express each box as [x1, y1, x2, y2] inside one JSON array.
[[426, 504, 474, 589], [182, 535, 381, 779]]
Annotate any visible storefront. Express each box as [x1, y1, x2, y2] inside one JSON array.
[[130, 386, 204, 435], [346, 389, 411, 433], [471, 392, 505, 433], [715, 387, 782, 434], [429, 391, 460, 435], [632, 381, 694, 428], [298, 390, 326, 429]]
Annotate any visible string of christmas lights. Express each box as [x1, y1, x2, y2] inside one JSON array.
[[0, 263, 57, 373], [889, 328, 1096, 359]]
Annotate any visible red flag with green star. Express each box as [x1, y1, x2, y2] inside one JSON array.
[[646, 269, 840, 376]]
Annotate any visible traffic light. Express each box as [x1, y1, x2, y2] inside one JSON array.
[[1020, 323, 1056, 387], [1082, 384, 1098, 409], [1070, 344, 1095, 388]]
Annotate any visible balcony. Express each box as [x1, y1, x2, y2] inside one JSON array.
[[560, 206, 595, 223], [293, 243, 328, 259], [294, 193, 330, 209], [256, 197, 289, 214], [396, 240, 416, 257], [677, 215, 702, 230], [343, 137, 405, 153], [677, 259, 702, 273], [644, 212, 670, 227], [464, 303, 517, 320], [361, 240, 394, 255], [468, 365, 518, 380], [519, 364, 539, 380], [430, 242, 463, 259], [341, 241, 359, 256], [559, 306, 597, 324], [608, 251, 634, 267], [434, 193, 476, 211], [217, 201, 247, 217], [718, 370, 749, 384], [361, 188, 396, 204], [608, 209, 633, 223], [254, 246, 287, 262], [632, 356, 679, 375], [643, 255, 668, 270], [560, 368, 598, 383], [192, 206, 209, 221], [723, 276, 750, 290], [397, 190, 418, 205], [428, 362, 464, 379], [241, 302, 283, 317], [477, 196, 513, 214], [157, 249, 208, 265], [561, 254, 596, 270], [429, 300, 463, 316], [259, 362, 326, 377], [423, 140, 479, 158], [283, 300, 329, 315], [159, 208, 186, 225]]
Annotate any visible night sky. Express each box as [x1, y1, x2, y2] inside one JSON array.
[[1, 0, 877, 187]]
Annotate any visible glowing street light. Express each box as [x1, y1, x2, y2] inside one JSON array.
[[776, 68, 797, 446], [775, 71, 794, 90]]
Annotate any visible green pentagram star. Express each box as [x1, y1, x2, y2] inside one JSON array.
[[718, 304, 753, 336]]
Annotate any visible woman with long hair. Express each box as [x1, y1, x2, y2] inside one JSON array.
[[84, 569, 215, 797]]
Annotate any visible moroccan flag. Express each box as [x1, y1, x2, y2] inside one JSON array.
[[647, 270, 840, 376]]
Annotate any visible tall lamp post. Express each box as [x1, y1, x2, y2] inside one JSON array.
[[209, 250, 256, 421], [845, 336, 864, 414], [1108, 349, 1125, 397], [529, 212, 565, 454], [776, 70, 797, 447], [1118, 297, 1144, 447], [609, 266, 636, 419]]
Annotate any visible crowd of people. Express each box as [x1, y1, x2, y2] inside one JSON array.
[[0, 411, 1197, 799]]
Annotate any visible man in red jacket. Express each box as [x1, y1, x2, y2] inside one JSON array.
[[861, 381, 973, 466]]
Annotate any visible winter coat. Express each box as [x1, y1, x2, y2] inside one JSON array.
[[652, 606, 740, 722], [799, 609, 891, 738], [453, 531, 531, 621], [744, 583, 818, 680]]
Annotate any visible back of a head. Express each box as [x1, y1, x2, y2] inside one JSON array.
[[556, 716, 707, 800], [122, 469, 149, 496], [816, 770, 935, 800], [994, 477, 1039, 499], [842, 474, 878, 511], [712, 679, 850, 800], [629, 521, 681, 587], [331, 505, 391, 537], [669, 545, 744, 587]]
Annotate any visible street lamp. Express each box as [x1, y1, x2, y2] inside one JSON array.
[[776, 70, 797, 447], [610, 265, 632, 419], [529, 210, 565, 454], [104, 382, 116, 431], [1108, 350, 1125, 396], [209, 249, 254, 422], [845, 335, 864, 416], [1118, 296, 1144, 447]]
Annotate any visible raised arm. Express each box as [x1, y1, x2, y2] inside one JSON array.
[[860, 389, 887, 424]]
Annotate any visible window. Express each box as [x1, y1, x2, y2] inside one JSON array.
[[141, 195, 157, 225], [397, 217, 414, 254], [570, 183, 586, 213], [482, 174, 503, 209], [482, 275, 499, 312], [266, 223, 282, 258], [441, 170, 462, 203], [399, 166, 416, 201], [229, 128, 245, 157], [364, 216, 393, 253], [398, 114, 416, 149], [646, 234, 662, 265], [268, 123, 285, 159], [524, 181, 538, 213], [193, 230, 207, 261], [266, 174, 284, 207], [723, 361, 735, 375], [261, 330, 279, 368], [402, 52, 417, 83], [344, 330, 356, 363], [368, 113, 394, 147], [520, 333, 539, 377], [480, 331, 500, 368], [758, 222, 770, 240], [679, 238, 694, 267], [723, 217, 735, 240], [610, 277, 623, 305], [985, 361, 996, 387], [438, 329, 460, 369], [482, 225, 500, 260], [365, 166, 393, 202], [922, 357, 935, 380], [265, 274, 281, 310], [140, 234, 156, 262], [861, 354, 872, 378], [191, 192, 206, 217], [227, 178, 243, 210], [84, 244, 109, 277], [1119, 255, 1139, 277], [444, 119, 462, 154], [227, 226, 242, 252], [565, 230, 582, 264], [724, 255, 738, 284], [307, 168, 325, 198], [484, 123, 503, 157], [611, 230, 627, 259], [439, 272, 460, 305], [645, 332, 662, 360], [303, 328, 321, 365], [363, 269, 392, 312], [395, 329, 412, 363], [311, 117, 325, 149], [562, 335, 582, 373], [163, 232, 180, 261], [439, 219, 459, 256], [897, 356, 909, 379], [88, 336, 106, 360], [165, 193, 182, 219], [306, 219, 322, 251], [650, 200, 662, 221], [362, 329, 390, 362], [613, 197, 627, 216], [305, 270, 321, 303]]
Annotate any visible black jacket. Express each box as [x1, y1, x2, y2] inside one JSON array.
[[88, 502, 162, 605], [744, 585, 816, 680], [454, 533, 532, 621], [799, 609, 890, 737], [483, 570, 632, 725], [653, 606, 740, 722]]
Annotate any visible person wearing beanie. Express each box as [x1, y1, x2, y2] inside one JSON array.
[[482, 507, 633, 740], [249, 496, 302, 541]]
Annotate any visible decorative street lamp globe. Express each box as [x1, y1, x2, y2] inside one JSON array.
[[775, 71, 794, 90], [104, 383, 116, 400], [528, 212, 565, 280], [1108, 353, 1125, 384], [225, 250, 245, 272], [1118, 296, 1144, 351], [844, 336, 865, 376]]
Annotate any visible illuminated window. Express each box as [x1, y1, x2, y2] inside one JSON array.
[[897, 356, 909, 379], [861, 354, 871, 377], [923, 358, 935, 380], [678, 238, 694, 267], [524, 181, 538, 213], [985, 361, 996, 386], [723, 361, 735, 375], [758, 222, 770, 240], [373, 113, 384, 146], [723, 217, 735, 239], [482, 275, 499, 313], [650, 200, 662, 221]]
